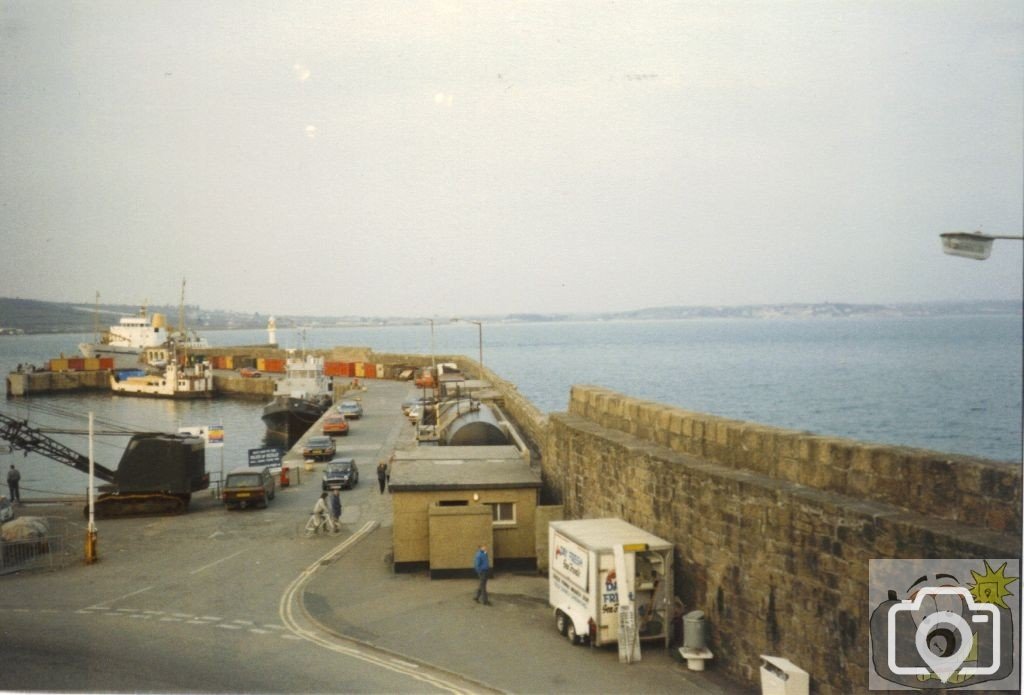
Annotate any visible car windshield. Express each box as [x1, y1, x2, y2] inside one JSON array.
[[226, 474, 261, 487], [307, 438, 331, 446], [327, 463, 352, 474]]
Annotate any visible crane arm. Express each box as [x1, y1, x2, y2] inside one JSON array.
[[0, 412, 117, 482]]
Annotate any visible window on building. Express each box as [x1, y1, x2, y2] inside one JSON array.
[[487, 502, 516, 526]]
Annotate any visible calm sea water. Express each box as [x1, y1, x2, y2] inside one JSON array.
[[1, 315, 1020, 498]]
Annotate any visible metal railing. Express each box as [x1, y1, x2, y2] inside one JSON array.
[[0, 517, 80, 575]]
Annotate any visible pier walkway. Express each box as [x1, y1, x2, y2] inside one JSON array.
[[3, 378, 750, 693]]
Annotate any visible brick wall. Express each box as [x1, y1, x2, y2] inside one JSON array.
[[546, 386, 1021, 692]]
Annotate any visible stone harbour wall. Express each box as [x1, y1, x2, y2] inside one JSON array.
[[544, 385, 1021, 693]]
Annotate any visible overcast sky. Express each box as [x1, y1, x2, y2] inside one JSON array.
[[2, 1, 1021, 317]]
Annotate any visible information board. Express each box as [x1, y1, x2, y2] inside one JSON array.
[[248, 446, 283, 468]]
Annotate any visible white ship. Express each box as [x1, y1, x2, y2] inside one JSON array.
[[79, 307, 172, 369], [79, 282, 210, 369]]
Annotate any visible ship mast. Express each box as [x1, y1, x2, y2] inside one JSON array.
[[92, 291, 100, 343], [178, 278, 186, 338]]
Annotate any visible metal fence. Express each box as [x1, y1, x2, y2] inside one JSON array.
[[0, 517, 80, 575]]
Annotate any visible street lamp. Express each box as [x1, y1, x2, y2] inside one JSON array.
[[940, 231, 1023, 260], [451, 318, 483, 376]]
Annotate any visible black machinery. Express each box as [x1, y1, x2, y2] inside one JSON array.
[[0, 412, 208, 517]]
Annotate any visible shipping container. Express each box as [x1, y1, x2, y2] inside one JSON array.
[[99, 358, 115, 370], [84, 358, 100, 371], [363, 363, 377, 378], [263, 358, 286, 373], [324, 361, 351, 377], [67, 358, 85, 371], [354, 362, 366, 378], [49, 359, 69, 372]]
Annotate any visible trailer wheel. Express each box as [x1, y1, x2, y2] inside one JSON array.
[[555, 610, 569, 636], [566, 621, 581, 645]]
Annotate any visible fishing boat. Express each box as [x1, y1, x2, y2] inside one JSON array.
[[109, 352, 214, 399], [261, 353, 333, 444]]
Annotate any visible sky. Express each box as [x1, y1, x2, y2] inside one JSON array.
[[1, 1, 1021, 318]]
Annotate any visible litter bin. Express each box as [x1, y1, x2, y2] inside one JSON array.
[[280, 466, 290, 488], [683, 610, 707, 650]]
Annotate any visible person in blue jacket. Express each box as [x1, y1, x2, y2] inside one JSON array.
[[473, 544, 491, 605]]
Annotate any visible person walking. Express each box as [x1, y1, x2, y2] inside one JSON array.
[[473, 544, 491, 605], [7, 464, 21, 503], [328, 489, 342, 533], [376, 461, 388, 494]]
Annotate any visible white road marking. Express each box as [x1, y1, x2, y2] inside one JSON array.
[[189, 549, 245, 575], [86, 585, 153, 610], [278, 521, 476, 694]]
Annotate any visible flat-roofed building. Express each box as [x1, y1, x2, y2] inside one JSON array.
[[389, 445, 541, 576]]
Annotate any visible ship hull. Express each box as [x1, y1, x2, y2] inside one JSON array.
[[80, 343, 144, 369], [261, 396, 328, 445]]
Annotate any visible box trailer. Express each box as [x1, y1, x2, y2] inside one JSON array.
[[548, 518, 673, 650]]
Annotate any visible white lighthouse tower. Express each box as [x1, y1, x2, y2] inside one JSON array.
[[267, 316, 277, 345]]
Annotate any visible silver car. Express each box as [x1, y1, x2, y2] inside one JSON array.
[[337, 400, 363, 419]]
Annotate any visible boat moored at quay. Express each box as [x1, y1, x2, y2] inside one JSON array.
[[110, 358, 214, 399], [78, 306, 172, 369], [260, 353, 333, 444]]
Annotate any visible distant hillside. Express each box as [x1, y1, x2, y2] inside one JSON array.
[[0, 297, 1020, 334], [0, 297, 273, 334]]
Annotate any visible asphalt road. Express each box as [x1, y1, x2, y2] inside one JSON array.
[[0, 381, 483, 693]]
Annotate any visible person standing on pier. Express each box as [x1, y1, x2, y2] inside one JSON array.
[[7, 464, 21, 503], [377, 461, 388, 494], [328, 489, 342, 533]]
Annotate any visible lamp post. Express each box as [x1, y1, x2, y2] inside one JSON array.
[[940, 231, 1023, 260], [452, 318, 483, 376]]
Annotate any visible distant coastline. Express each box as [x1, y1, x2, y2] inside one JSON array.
[[0, 296, 1020, 335]]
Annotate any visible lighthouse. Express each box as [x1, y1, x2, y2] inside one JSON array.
[[268, 316, 277, 346]]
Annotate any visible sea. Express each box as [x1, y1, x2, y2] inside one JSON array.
[[1, 315, 1021, 500]]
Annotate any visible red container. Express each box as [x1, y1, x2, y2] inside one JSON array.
[[263, 358, 286, 373], [324, 361, 350, 377], [99, 358, 115, 370], [363, 363, 377, 379], [67, 358, 85, 371]]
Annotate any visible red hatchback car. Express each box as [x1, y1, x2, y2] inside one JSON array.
[[322, 414, 349, 436]]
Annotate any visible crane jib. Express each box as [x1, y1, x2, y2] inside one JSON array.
[[0, 412, 118, 482]]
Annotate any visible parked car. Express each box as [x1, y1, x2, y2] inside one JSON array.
[[337, 400, 363, 419], [239, 367, 261, 378], [222, 466, 276, 509], [0, 496, 13, 523], [302, 435, 336, 461], [322, 414, 349, 436], [322, 458, 359, 490]]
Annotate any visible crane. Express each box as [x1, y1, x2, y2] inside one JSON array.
[[0, 412, 208, 517]]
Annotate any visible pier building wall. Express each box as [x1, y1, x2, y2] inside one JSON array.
[[544, 385, 1022, 692]]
